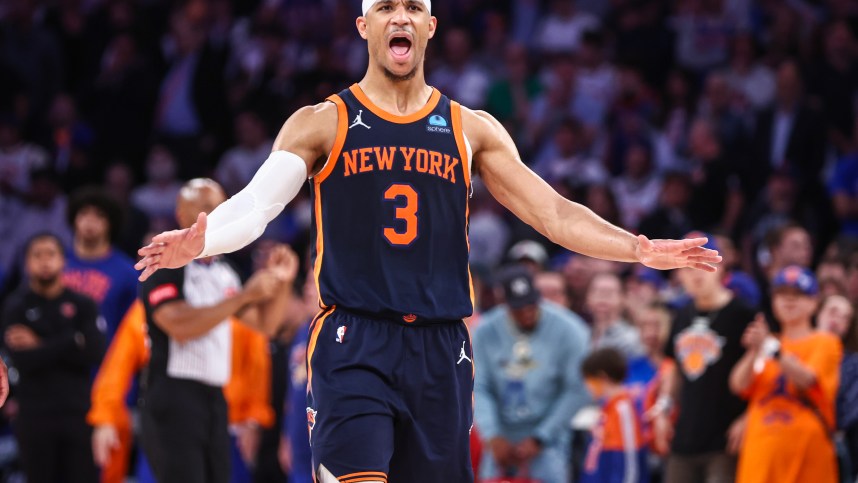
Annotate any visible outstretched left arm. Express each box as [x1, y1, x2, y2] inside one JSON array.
[[466, 108, 720, 271]]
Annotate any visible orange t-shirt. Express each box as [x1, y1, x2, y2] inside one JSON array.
[[87, 300, 149, 430], [737, 331, 841, 483], [223, 320, 274, 427]]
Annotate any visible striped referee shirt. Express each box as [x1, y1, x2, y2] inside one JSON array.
[[140, 258, 242, 387]]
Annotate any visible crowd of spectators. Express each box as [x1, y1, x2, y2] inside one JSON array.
[[2, 0, 858, 481], [1, 0, 857, 277]]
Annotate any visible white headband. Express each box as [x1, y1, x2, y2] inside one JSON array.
[[362, 0, 431, 15]]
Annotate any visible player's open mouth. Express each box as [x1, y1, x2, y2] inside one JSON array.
[[389, 33, 412, 62]]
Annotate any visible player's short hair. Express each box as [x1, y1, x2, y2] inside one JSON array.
[[67, 186, 124, 243], [581, 347, 627, 383]]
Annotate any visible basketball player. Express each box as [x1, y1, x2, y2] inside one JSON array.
[[135, 1, 721, 481]]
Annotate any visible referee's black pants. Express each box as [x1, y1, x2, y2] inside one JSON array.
[[15, 413, 98, 483], [141, 376, 229, 483]]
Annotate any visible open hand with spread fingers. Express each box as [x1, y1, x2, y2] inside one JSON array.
[[635, 234, 722, 272], [135, 212, 207, 282]]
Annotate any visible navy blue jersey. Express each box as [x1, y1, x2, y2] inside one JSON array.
[[310, 84, 473, 322]]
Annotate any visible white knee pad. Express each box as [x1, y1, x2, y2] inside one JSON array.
[[317, 464, 384, 483]]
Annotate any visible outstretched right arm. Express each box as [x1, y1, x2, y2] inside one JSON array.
[[136, 103, 338, 281]]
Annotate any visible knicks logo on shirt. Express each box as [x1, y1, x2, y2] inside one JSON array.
[[674, 323, 725, 381], [762, 409, 794, 426], [306, 407, 317, 430], [63, 270, 112, 304], [307, 407, 318, 444]]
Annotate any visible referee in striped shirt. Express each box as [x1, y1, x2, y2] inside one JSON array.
[[138, 179, 297, 483]]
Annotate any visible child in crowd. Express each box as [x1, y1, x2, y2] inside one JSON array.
[[730, 266, 841, 483], [581, 348, 649, 483]]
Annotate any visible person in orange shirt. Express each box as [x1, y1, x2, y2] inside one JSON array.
[[730, 265, 841, 483], [87, 299, 147, 483], [88, 299, 280, 483]]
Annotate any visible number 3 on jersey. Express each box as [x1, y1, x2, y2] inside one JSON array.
[[383, 184, 418, 246]]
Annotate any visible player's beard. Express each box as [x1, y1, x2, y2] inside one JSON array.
[[383, 65, 418, 82]]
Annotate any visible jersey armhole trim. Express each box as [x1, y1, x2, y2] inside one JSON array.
[[464, 133, 473, 175], [450, 101, 471, 189], [313, 94, 348, 183], [450, 101, 476, 311], [312, 97, 345, 308]]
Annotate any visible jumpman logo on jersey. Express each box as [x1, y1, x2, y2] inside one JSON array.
[[457, 340, 471, 365], [349, 109, 371, 129]]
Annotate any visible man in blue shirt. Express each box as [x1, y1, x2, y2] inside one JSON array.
[[63, 187, 138, 343], [62, 187, 139, 481], [474, 265, 590, 483]]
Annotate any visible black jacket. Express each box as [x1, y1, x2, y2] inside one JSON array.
[[1, 287, 105, 418]]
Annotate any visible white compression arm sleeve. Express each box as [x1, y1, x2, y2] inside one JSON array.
[[197, 150, 307, 258]]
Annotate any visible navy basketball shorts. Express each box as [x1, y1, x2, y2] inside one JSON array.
[[306, 307, 475, 483]]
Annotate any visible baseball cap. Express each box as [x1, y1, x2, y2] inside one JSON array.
[[724, 271, 762, 307], [684, 231, 719, 252], [498, 265, 541, 309], [508, 240, 548, 266], [772, 265, 818, 296]]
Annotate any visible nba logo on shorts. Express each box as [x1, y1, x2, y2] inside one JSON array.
[[336, 325, 347, 344]]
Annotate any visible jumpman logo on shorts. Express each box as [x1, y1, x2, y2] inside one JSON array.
[[349, 109, 371, 129], [457, 340, 471, 365]]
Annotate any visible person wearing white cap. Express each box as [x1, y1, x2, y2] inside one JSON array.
[[508, 239, 549, 273], [135, 1, 722, 481]]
